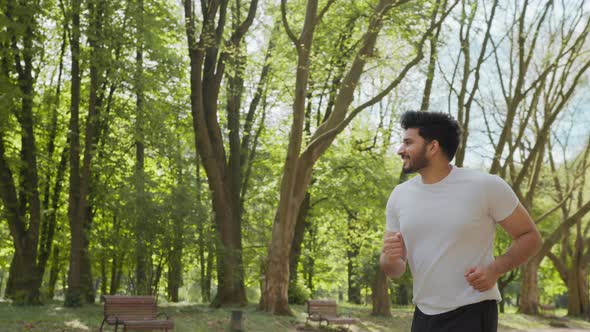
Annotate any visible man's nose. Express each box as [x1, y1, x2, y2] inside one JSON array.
[[397, 145, 405, 155]]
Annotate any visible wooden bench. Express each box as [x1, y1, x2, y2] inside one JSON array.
[[100, 295, 174, 332], [306, 300, 359, 329]]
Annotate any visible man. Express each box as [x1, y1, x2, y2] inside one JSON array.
[[380, 111, 542, 332]]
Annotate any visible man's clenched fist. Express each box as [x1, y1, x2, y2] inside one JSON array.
[[382, 231, 406, 263], [464, 265, 500, 292]]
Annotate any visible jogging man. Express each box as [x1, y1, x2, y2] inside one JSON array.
[[380, 111, 542, 332]]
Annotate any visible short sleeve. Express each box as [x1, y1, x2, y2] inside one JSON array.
[[485, 175, 519, 222], [386, 187, 400, 232]]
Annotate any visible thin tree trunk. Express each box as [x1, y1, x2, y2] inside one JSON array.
[[100, 256, 107, 296], [303, 223, 316, 295], [346, 209, 361, 304], [519, 258, 541, 314], [67, 0, 110, 305], [371, 265, 391, 317], [204, 240, 214, 302], [167, 248, 182, 302], [167, 205, 184, 302], [566, 265, 585, 315], [39, 30, 67, 284], [497, 269, 517, 314], [47, 245, 61, 299], [64, 0, 83, 307], [133, 0, 151, 296]]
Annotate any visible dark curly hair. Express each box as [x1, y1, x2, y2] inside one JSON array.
[[400, 111, 461, 161]]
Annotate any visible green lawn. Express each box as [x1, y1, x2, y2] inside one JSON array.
[[1, 301, 590, 331]]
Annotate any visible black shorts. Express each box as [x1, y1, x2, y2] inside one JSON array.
[[411, 300, 498, 332]]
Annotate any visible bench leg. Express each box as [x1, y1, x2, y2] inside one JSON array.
[[100, 318, 106, 332]]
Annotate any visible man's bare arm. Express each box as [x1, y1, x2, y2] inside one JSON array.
[[492, 203, 542, 275], [466, 203, 542, 291]]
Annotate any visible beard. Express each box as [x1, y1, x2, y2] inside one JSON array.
[[401, 147, 429, 174]]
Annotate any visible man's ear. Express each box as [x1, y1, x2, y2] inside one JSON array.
[[428, 140, 440, 156], [428, 140, 441, 156]]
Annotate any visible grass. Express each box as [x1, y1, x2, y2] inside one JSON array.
[[1, 300, 590, 331]]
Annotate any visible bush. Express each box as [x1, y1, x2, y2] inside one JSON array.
[[288, 280, 311, 305]]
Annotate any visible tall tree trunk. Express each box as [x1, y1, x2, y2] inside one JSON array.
[[198, 222, 212, 302], [303, 223, 316, 295], [100, 256, 107, 296], [5, 250, 42, 304], [204, 240, 214, 303], [371, 266, 391, 317], [47, 245, 61, 300], [346, 209, 361, 304], [39, 30, 67, 286], [133, 0, 151, 296], [210, 206, 246, 307], [109, 252, 124, 295], [347, 248, 361, 304], [183, 0, 259, 307], [396, 283, 409, 305], [67, 0, 110, 306], [566, 265, 587, 315], [260, 0, 321, 315], [519, 258, 541, 314], [167, 199, 184, 302], [0, 0, 43, 305], [497, 269, 517, 314], [167, 247, 182, 302], [64, 0, 83, 307]]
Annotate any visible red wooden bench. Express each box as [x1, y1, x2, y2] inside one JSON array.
[[306, 300, 358, 329], [100, 295, 174, 332]]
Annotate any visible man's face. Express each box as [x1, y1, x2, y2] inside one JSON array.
[[397, 128, 430, 174]]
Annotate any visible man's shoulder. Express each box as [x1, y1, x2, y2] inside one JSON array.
[[453, 166, 494, 182], [394, 176, 420, 191]]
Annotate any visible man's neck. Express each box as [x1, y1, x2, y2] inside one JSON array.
[[419, 162, 452, 184]]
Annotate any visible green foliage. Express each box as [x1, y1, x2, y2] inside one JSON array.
[[288, 280, 311, 305], [538, 256, 568, 305]]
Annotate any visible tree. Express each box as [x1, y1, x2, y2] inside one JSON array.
[[472, 0, 590, 314], [183, 0, 262, 307], [261, 0, 457, 314], [0, 0, 44, 304], [545, 138, 590, 316], [66, 0, 127, 306], [440, 0, 498, 166]]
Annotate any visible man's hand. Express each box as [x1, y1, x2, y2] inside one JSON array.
[[382, 231, 406, 262], [380, 231, 407, 278], [465, 264, 500, 292]]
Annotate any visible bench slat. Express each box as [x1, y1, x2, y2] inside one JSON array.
[[123, 320, 174, 331]]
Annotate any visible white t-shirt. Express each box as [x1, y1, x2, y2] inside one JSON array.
[[386, 165, 519, 315]]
